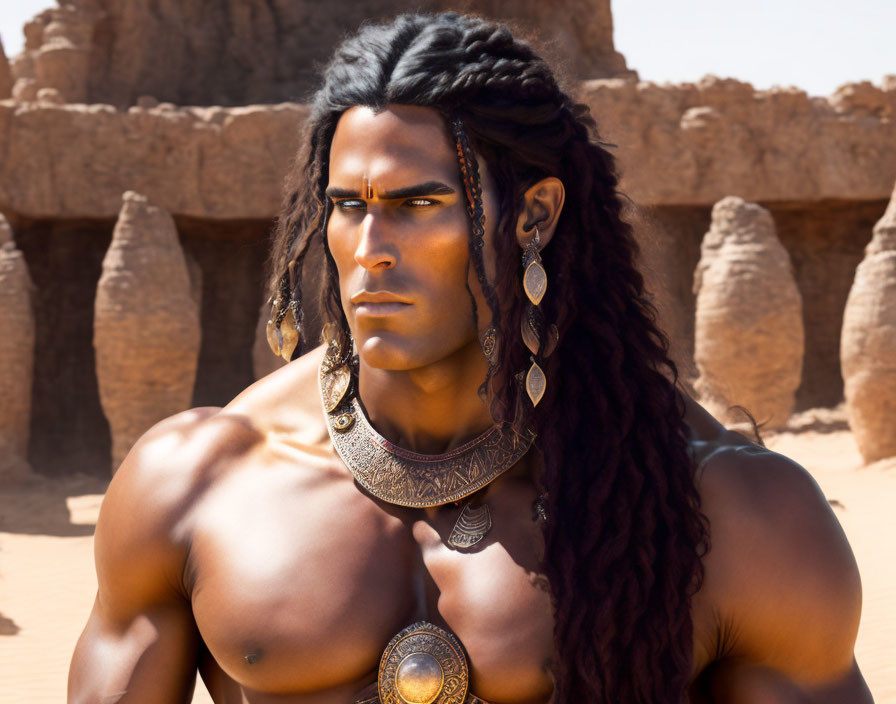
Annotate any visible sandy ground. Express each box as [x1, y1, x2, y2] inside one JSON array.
[[1, 409, 893, 703]]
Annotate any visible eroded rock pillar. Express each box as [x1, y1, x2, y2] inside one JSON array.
[[0, 36, 12, 99], [694, 197, 804, 429], [0, 215, 36, 482], [94, 192, 201, 471], [841, 183, 896, 463]]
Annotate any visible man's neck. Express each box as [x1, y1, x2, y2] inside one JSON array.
[[356, 342, 494, 455]]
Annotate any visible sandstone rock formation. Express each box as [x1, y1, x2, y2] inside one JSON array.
[[841, 183, 896, 463], [252, 302, 287, 381], [0, 36, 12, 100], [578, 76, 896, 207], [12, 0, 632, 108], [12, 3, 93, 103], [0, 101, 308, 220], [94, 192, 201, 471], [694, 197, 804, 429], [2, 81, 896, 221], [0, 215, 35, 482], [11, 78, 38, 102]]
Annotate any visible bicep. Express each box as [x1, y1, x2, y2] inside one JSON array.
[[69, 412, 214, 703], [69, 595, 200, 704], [703, 450, 872, 702]]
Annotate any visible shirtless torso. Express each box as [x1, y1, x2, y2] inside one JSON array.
[[69, 346, 870, 704]]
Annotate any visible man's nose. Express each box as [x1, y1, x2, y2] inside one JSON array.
[[354, 212, 397, 270]]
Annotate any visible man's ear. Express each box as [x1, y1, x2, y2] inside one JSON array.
[[514, 177, 565, 249]]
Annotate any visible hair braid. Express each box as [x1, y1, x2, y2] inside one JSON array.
[[267, 12, 709, 703]]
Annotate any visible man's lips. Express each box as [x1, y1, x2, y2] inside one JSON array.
[[350, 290, 412, 305], [350, 290, 412, 315]]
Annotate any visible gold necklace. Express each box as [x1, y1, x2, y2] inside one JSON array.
[[319, 354, 535, 546]]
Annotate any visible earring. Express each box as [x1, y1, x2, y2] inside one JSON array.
[[521, 228, 547, 406], [481, 326, 498, 364], [266, 298, 299, 362]]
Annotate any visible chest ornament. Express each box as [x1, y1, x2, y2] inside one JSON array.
[[355, 621, 491, 704], [379, 622, 467, 704]]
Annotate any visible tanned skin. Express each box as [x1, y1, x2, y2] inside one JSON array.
[[69, 105, 873, 704]]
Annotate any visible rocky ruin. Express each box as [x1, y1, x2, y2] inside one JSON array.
[[0, 36, 12, 99], [0, 1, 894, 474], [0, 215, 35, 483], [8, 0, 632, 108], [841, 182, 896, 464], [94, 192, 200, 470], [693, 197, 804, 429]]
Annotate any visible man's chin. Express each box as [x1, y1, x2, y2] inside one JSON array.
[[356, 335, 453, 372]]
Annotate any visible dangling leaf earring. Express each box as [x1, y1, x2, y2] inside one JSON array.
[[522, 227, 548, 406]]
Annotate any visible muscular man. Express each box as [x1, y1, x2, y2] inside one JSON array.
[[69, 13, 872, 704]]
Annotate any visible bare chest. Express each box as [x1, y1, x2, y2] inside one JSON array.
[[186, 460, 555, 703]]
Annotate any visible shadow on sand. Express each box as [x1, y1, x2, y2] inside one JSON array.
[[0, 472, 108, 537]]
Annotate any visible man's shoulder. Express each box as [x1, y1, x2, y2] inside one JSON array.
[[224, 342, 329, 437], [697, 438, 861, 682], [99, 407, 262, 544], [100, 344, 330, 546]]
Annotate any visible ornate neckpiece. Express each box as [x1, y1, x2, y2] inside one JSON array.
[[319, 354, 535, 539]]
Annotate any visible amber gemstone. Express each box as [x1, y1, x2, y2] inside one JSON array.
[[394, 652, 444, 704]]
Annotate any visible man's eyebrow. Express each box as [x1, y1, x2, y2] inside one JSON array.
[[325, 181, 456, 200]]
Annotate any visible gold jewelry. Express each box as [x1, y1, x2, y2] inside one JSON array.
[[265, 297, 300, 362], [378, 622, 468, 704], [447, 503, 492, 549], [319, 354, 535, 509], [480, 326, 498, 364], [522, 229, 547, 306], [521, 227, 549, 406]]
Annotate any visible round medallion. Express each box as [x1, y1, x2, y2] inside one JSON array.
[[378, 622, 468, 704], [333, 412, 355, 432]]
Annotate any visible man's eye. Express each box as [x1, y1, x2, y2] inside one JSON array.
[[335, 199, 365, 209], [405, 198, 438, 207]]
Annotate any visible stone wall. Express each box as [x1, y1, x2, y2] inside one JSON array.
[[9, 0, 632, 108]]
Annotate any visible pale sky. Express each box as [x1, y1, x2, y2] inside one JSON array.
[[1, 0, 894, 98]]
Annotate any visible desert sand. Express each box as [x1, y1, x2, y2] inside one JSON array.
[[1, 408, 893, 703]]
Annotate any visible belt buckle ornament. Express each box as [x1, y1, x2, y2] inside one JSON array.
[[378, 622, 469, 704]]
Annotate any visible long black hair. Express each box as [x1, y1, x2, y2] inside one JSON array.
[[267, 13, 708, 702]]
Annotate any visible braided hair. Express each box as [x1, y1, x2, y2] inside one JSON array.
[[267, 13, 709, 703]]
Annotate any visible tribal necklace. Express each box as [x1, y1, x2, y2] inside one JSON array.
[[319, 353, 536, 549]]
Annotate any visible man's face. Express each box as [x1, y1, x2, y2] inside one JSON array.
[[326, 104, 498, 371]]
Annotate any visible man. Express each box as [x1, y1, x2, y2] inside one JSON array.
[[69, 13, 872, 704]]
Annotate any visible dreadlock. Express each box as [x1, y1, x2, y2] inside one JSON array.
[[267, 12, 709, 703]]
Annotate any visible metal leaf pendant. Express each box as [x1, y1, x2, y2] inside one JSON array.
[[279, 308, 299, 362], [266, 317, 283, 357], [521, 313, 540, 354], [525, 360, 546, 407], [321, 363, 351, 412], [448, 503, 492, 549], [523, 258, 547, 306]]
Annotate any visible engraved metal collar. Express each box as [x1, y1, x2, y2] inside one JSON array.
[[319, 355, 535, 509]]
